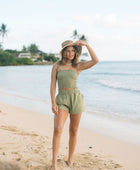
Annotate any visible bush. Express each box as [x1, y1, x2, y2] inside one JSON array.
[[0, 50, 34, 66], [15, 57, 34, 65], [4, 49, 21, 57], [0, 50, 17, 66], [44, 54, 57, 62]]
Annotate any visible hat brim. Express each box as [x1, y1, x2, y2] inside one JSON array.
[[59, 42, 82, 58]]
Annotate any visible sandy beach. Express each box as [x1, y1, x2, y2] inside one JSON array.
[[0, 102, 140, 170]]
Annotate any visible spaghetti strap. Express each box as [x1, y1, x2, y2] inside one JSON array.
[[59, 64, 61, 71]]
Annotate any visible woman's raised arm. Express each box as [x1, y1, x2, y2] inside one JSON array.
[[75, 40, 99, 71]]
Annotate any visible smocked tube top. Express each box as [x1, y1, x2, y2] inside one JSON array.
[[57, 69, 79, 90]]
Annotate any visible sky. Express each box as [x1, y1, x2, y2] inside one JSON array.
[[0, 0, 140, 61]]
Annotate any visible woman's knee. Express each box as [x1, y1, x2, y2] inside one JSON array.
[[69, 127, 78, 136], [54, 126, 63, 135]]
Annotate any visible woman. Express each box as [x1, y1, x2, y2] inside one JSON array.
[[50, 39, 99, 170]]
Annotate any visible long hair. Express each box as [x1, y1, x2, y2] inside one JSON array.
[[58, 45, 82, 68]]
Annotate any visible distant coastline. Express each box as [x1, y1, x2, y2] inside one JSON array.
[[33, 61, 53, 65]]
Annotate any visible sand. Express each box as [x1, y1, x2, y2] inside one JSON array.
[[0, 102, 140, 170]]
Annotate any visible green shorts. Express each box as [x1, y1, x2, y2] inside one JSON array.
[[55, 87, 86, 114]]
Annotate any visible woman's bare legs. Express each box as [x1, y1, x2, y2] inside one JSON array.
[[67, 112, 82, 166], [51, 109, 69, 170]]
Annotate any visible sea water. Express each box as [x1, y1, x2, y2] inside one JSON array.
[[0, 61, 140, 145]]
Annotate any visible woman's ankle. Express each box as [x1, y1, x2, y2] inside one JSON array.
[[51, 164, 57, 170], [66, 159, 73, 166]]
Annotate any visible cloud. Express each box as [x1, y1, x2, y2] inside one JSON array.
[[74, 16, 93, 25], [103, 14, 118, 25], [94, 13, 125, 27], [3, 27, 70, 53], [94, 13, 140, 28], [132, 15, 140, 21], [90, 33, 139, 47], [3, 12, 140, 60], [63, 25, 76, 32], [72, 14, 140, 29], [48, 1, 56, 8]]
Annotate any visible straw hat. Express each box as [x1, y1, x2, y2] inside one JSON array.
[[59, 40, 82, 58]]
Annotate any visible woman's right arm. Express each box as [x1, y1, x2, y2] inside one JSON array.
[[50, 62, 59, 115]]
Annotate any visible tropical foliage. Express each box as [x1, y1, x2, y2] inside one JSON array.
[[0, 23, 8, 48], [0, 23, 89, 66], [0, 50, 33, 66], [71, 29, 88, 42]]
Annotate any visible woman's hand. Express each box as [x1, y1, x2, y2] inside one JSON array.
[[74, 40, 88, 47], [52, 103, 59, 115]]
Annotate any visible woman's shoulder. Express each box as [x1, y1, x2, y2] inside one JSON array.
[[53, 61, 60, 67], [52, 61, 61, 73]]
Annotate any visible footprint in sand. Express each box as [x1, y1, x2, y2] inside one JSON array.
[[0, 125, 39, 137], [51, 152, 124, 170], [0, 161, 20, 170], [0, 110, 7, 115]]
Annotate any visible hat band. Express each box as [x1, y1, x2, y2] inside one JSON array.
[[61, 42, 74, 49]]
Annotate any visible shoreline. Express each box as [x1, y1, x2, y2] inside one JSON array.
[[0, 102, 140, 169]]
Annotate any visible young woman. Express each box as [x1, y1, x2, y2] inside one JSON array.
[[50, 39, 99, 170]]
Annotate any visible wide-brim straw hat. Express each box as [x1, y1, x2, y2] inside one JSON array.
[[59, 40, 82, 58]]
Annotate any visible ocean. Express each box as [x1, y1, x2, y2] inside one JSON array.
[[0, 61, 140, 145]]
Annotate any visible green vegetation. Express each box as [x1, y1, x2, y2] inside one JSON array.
[[0, 50, 33, 66], [0, 24, 89, 66], [44, 53, 57, 62], [0, 48, 58, 66], [0, 22, 57, 66], [27, 43, 39, 56], [16, 57, 34, 65], [0, 23, 8, 49], [71, 29, 88, 42], [4, 49, 21, 57]]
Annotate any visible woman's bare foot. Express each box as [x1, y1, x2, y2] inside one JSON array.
[[50, 165, 57, 170], [66, 160, 73, 167]]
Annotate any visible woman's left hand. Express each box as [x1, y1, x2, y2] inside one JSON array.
[[74, 40, 87, 46]]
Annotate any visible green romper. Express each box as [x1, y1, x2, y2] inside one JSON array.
[[55, 63, 86, 114]]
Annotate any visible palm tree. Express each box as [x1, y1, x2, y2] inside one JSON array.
[[27, 43, 39, 56], [71, 29, 79, 39], [0, 43, 2, 50], [71, 29, 88, 42], [79, 35, 88, 42], [22, 45, 27, 52], [0, 23, 8, 46], [71, 30, 89, 58]]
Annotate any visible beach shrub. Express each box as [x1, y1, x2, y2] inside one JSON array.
[[0, 50, 34, 66], [44, 53, 57, 62], [4, 49, 21, 57], [15, 57, 34, 65], [0, 50, 17, 66]]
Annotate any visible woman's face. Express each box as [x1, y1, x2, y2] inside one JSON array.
[[65, 46, 76, 60]]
